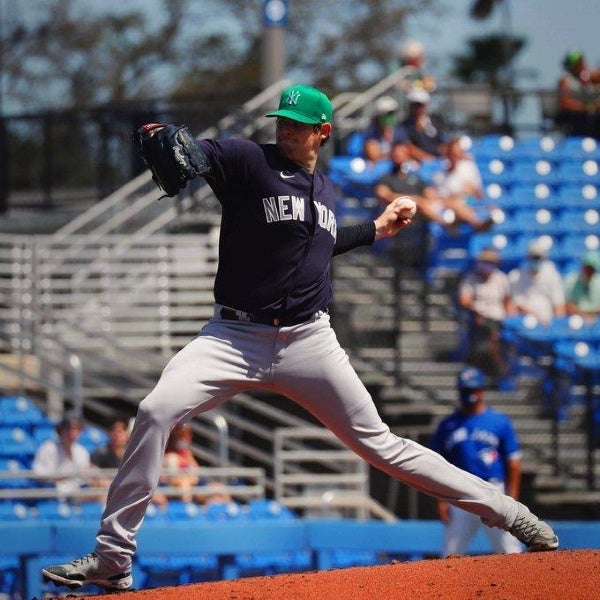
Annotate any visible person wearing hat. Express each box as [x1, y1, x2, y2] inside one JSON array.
[[564, 250, 600, 319], [396, 39, 437, 94], [458, 248, 512, 381], [362, 95, 414, 163], [430, 366, 524, 556], [401, 87, 449, 158], [42, 83, 557, 592], [557, 48, 600, 139], [507, 238, 566, 324], [32, 412, 91, 501]]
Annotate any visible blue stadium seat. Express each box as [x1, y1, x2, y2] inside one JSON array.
[[345, 131, 366, 157], [78, 426, 109, 453], [0, 500, 32, 521], [476, 157, 513, 186], [35, 499, 80, 521], [556, 136, 600, 161], [556, 160, 600, 186], [0, 396, 47, 430], [511, 159, 559, 186], [246, 498, 297, 520], [556, 183, 599, 208], [512, 136, 562, 162], [32, 422, 58, 446], [166, 500, 207, 522], [0, 427, 37, 461], [205, 501, 246, 521], [79, 501, 106, 522], [0, 457, 32, 489], [483, 182, 511, 204], [470, 134, 517, 162], [557, 233, 600, 262], [492, 207, 562, 236], [506, 183, 559, 208], [558, 208, 600, 233]]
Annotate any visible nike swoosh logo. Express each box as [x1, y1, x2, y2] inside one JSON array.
[[280, 171, 295, 179]]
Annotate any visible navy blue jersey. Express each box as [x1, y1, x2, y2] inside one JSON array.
[[197, 137, 338, 322], [430, 407, 521, 483]]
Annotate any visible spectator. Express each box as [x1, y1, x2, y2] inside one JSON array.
[[160, 423, 231, 505], [507, 239, 566, 324], [564, 250, 600, 320], [375, 141, 493, 233], [397, 39, 437, 94], [400, 88, 449, 159], [458, 248, 511, 382], [89, 416, 131, 502], [32, 413, 91, 502], [433, 137, 484, 201], [556, 49, 600, 139], [430, 366, 523, 556], [362, 95, 407, 163]]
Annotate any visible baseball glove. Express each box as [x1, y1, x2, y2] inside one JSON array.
[[132, 123, 209, 197]]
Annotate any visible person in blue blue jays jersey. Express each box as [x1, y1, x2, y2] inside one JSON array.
[[430, 366, 524, 556], [42, 85, 557, 593]]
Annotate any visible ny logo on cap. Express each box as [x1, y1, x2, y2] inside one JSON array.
[[284, 89, 301, 106]]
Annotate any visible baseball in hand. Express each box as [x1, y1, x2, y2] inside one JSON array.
[[394, 196, 417, 219]]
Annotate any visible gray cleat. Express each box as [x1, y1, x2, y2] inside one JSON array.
[[509, 503, 559, 551], [41, 553, 132, 591]]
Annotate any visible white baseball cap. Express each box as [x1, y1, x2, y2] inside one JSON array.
[[406, 88, 431, 104], [374, 95, 399, 115], [400, 39, 425, 59]]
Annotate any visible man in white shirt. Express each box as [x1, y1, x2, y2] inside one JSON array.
[[32, 413, 91, 500], [508, 239, 566, 324]]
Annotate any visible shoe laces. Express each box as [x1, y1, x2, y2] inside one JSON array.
[[511, 514, 539, 542], [72, 553, 97, 567]]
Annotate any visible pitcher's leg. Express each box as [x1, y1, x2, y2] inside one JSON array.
[[276, 320, 517, 529], [94, 328, 252, 570]]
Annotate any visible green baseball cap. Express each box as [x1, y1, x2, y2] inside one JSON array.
[[266, 84, 333, 125], [563, 49, 583, 70]]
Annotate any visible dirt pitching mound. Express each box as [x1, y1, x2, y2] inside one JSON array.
[[82, 549, 597, 599]]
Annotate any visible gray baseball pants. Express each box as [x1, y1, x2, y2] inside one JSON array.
[[95, 309, 519, 570]]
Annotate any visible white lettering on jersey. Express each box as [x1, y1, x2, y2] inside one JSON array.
[[262, 196, 336, 239]]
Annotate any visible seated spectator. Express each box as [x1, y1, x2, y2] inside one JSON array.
[[160, 423, 231, 505], [89, 415, 131, 501], [375, 141, 492, 233], [32, 413, 91, 502], [507, 239, 566, 324], [433, 137, 484, 201], [400, 88, 449, 159], [397, 39, 437, 94], [374, 141, 447, 228], [458, 248, 511, 382], [564, 250, 600, 320], [556, 49, 600, 139], [361, 96, 431, 165], [362, 95, 407, 163]]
